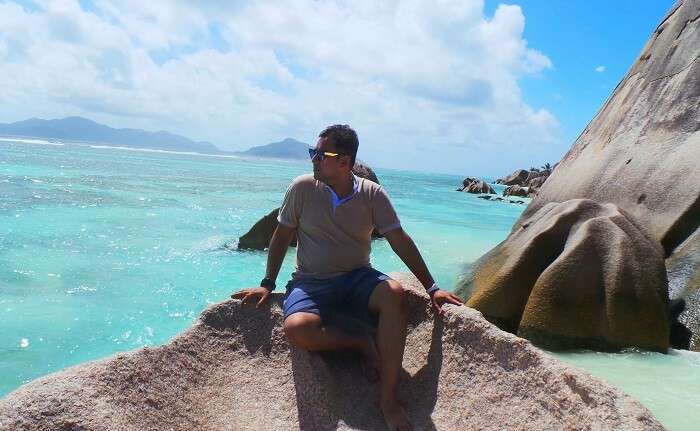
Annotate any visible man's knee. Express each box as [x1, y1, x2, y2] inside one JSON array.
[[371, 280, 407, 314], [283, 312, 321, 349]]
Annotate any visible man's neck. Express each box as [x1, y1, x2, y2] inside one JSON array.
[[326, 173, 355, 199]]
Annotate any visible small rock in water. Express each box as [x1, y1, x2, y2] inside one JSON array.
[[20, 338, 29, 348]]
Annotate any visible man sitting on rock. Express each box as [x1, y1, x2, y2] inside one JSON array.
[[232, 124, 463, 431]]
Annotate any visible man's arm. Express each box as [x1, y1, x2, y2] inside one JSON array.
[[231, 223, 296, 307], [382, 227, 463, 315], [264, 223, 296, 282], [382, 227, 434, 289]]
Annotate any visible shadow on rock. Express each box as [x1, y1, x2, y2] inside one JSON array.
[[200, 295, 285, 356], [290, 317, 443, 431]]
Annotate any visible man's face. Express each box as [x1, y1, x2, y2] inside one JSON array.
[[312, 137, 349, 183]]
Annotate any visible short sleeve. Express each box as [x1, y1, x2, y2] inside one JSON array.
[[372, 186, 401, 234], [277, 179, 303, 228]]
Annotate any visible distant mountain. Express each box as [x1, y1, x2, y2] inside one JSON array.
[[238, 138, 309, 160], [0, 117, 222, 154]]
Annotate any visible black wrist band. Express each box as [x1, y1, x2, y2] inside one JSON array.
[[260, 277, 276, 291]]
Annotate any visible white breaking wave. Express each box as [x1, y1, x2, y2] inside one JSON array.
[[0, 137, 64, 146], [88, 145, 240, 159]]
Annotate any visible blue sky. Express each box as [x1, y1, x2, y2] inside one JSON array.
[[0, 0, 673, 176], [490, 0, 671, 158]]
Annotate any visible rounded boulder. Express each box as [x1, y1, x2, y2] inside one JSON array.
[[458, 199, 670, 352]]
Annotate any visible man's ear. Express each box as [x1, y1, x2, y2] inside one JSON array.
[[341, 155, 352, 169]]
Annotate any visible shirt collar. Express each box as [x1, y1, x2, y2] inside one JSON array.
[[326, 174, 360, 211]]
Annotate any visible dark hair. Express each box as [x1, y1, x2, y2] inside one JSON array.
[[319, 124, 359, 166]]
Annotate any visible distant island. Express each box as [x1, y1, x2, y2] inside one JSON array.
[[237, 137, 309, 159], [0, 117, 223, 154], [0, 116, 310, 160]]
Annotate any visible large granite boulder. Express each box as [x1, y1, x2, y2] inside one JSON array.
[[0, 274, 662, 430], [503, 185, 529, 197], [500, 169, 529, 186], [461, 176, 478, 189], [464, 180, 495, 194], [521, 0, 700, 256], [238, 161, 381, 250], [461, 0, 700, 351], [496, 167, 552, 187], [458, 177, 495, 194], [458, 199, 670, 352]]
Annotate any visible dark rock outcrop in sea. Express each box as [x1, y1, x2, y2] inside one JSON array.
[[350, 160, 380, 184], [458, 0, 700, 351], [0, 274, 663, 430], [237, 208, 299, 250], [496, 165, 553, 197], [503, 185, 529, 198], [497, 169, 529, 186], [457, 177, 495, 194], [477, 195, 525, 205], [238, 161, 381, 250]]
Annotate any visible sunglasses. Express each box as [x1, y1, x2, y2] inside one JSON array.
[[308, 148, 344, 161]]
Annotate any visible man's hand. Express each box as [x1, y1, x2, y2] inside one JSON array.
[[429, 289, 463, 317], [231, 287, 272, 308]]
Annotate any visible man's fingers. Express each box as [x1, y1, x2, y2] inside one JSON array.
[[231, 290, 248, 299], [431, 299, 444, 316], [256, 293, 269, 308], [449, 295, 463, 305]]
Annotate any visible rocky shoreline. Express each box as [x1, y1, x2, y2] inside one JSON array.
[[457, 164, 554, 202]]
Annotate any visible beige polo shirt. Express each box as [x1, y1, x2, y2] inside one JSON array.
[[278, 174, 401, 279]]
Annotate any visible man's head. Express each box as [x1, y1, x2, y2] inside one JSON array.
[[312, 124, 358, 183]]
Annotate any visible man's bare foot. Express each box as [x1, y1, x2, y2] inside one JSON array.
[[380, 399, 412, 431], [360, 336, 381, 383]]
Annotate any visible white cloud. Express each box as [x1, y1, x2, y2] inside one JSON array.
[[0, 0, 562, 175], [595, 65, 606, 72]]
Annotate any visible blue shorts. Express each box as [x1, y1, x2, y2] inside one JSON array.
[[283, 267, 392, 326]]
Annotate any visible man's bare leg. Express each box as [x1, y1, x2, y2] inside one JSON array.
[[283, 312, 380, 379], [368, 280, 412, 431]]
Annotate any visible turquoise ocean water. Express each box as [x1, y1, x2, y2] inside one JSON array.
[[1, 139, 698, 430]]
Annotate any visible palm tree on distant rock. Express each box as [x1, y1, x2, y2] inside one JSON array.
[[541, 162, 552, 171]]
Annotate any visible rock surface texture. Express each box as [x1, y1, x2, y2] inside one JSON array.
[[0, 274, 662, 431], [527, 175, 548, 190], [668, 226, 700, 349], [462, 0, 700, 351], [238, 161, 381, 250], [458, 199, 670, 351]]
